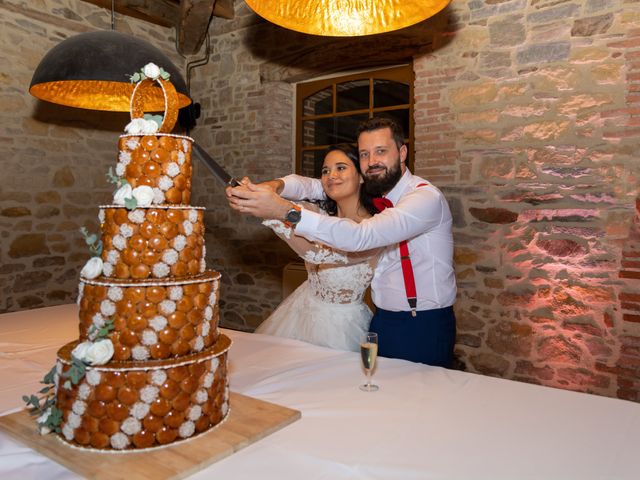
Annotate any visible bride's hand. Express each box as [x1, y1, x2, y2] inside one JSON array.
[[228, 179, 292, 220]]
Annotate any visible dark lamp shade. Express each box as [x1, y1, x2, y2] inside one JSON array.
[[29, 31, 191, 112], [244, 0, 451, 36]]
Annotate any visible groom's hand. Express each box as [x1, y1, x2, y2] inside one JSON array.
[[226, 178, 291, 220]]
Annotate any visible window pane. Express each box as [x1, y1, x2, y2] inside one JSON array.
[[373, 79, 410, 108], [376, 109, 410, 140], [303, 87, 333, 116], [300, 150, 327, 178], [336, 114, 369, 143], [302, 118, 336, 147], [336, 79, 369, 112]]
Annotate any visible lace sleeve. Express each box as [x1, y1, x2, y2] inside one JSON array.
[[262, 202, 380, 266]]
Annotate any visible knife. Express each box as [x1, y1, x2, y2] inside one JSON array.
[[192, 142, 241, 187]]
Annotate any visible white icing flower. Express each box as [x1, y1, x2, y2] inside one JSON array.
[[72, 341, 92, 362], [201, 322, 210, 337], [131, 402, 150, 420], [77, 282, 85, 306], [210, 357, 219, 371], [119, 224, 134, 238], [221, 401, 228, 416], [128, 210, 145, 224], [149, 315, 167, 332], [153, 262, 170, 278], [100, 300, 116, 316], [56, 362, 63, 375], [182, 139, 190, 152], [37, 407, 51, 425], [182, 220, 193, 236], [72, 400, 86, 416], [115, 163, 126, 177], [195, 389, 208, 404], [189, 209, 198, 223], [98, 209, 105, 223], [143, 118, 159, 133], [68, 412, 82, 429], [112, 234, 126, 251], [121, 417, 141, 435], [106, 249, 120, 264], [169, 286, 183, 301], [159, 300, 176, 315], [202, 245, 206, 258], [140, 385, 159, 404], [200, 258, 206, 272], [178, 421, 195, 438], [173, 235, 186, 251], [126, 138, 139, 150], [158, 175, 173, 191], [86, 369, 101, 386], [39, 426, 51, 435], [62, 423, 75, 441], [78, 383, 91, 400], [177, 151, 186, 165], [108, 286, 124, 302], [141, 329, 157, 346], [132, 185, 154, 207], [92, 313, 105, 330], [166, 162, 180, 178], [187, 405, 202, 422], [151, 370, 167, 386], [118, 151, 131, 165], [80, 257, 103, 280], [202, 373, 214, 388], [162, 249, 178, 266], [84, 339, 115, 365], [124, 118, 145, 135], [102, 263, 114, 277], [153, 187, 165, 204], [110, 432, 130, 450], [209, 290, 217, 305], [193, 336, 204, 351], [132, 345, 150, 361], [143, 62, 161, 79], [113, 183, 133, 206], [204, 306, 213, 321]]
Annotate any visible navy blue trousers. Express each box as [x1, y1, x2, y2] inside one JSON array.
[[369, 306, 456, 368]]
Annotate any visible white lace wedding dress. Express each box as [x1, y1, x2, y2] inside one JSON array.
[[256, 204, 379, 352]]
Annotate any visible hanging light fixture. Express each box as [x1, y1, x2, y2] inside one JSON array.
[[29, 31, 191, 112], [244, 0, 451, 36]]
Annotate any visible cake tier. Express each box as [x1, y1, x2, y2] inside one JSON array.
[[54, 334, 230, 452], [99, 205, 205, 280], [117, 134, 192, 205], [78, 271, 220, 362]]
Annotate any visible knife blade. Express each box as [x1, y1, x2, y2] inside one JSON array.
[[192, 142, 240, 187]]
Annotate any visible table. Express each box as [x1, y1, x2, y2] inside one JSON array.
[[1, 304, 639, 479]]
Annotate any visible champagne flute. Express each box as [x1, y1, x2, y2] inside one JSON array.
[[359, 332, 379, 392]]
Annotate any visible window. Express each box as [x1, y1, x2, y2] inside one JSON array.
[[296, 65, 414, 177]]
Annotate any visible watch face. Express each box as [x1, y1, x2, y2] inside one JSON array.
[[286, 208, 302, 223]]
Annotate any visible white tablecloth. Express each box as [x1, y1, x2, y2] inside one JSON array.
[[1, 304, 639, 479]]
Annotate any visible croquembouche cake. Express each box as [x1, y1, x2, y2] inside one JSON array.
[[24, 63, 230, 452]]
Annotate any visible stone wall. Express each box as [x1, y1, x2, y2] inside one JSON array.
[[0, 0, 183, 312]]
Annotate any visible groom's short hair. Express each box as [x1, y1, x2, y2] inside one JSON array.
[[357, 117, 405, 150]]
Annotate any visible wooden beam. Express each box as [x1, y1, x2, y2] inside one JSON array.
[[212, 0, 234, 19], [177, 0, 216, 55], [80, 0, 180, 28]]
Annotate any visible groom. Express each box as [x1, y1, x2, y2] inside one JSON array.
[[227, 117, 457, 367]]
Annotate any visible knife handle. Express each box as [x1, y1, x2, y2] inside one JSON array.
[[228, 178, 241, 187]]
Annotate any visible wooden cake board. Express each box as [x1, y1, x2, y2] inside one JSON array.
[[0, 392, 301, 479]]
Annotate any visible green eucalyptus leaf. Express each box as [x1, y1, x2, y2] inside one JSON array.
[[124, 197, 138, 211], [43, 365, 56, 385], [63, 380, 72, 390]]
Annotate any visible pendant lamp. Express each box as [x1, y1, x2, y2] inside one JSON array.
[[244, 0, 451, 36], [29, 31, 191, 112]]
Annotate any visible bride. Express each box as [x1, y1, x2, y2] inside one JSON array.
[[254, 144, 380, 351]]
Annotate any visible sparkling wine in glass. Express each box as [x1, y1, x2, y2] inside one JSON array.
[[359, 332, 379, 392]]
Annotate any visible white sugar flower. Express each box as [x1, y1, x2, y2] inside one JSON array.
[[158, 175, 173, 191], [209, 290, 217, 304], [100, 300, 116, 316], [195, 389, 208, 404], [153, 187, 165, 204], [62, 423, 75, 441], [128, 210, 145, 224], [72, 400, 86, 416], [182, 220, 193, 236], [149, 315, 167, 332], [143, 62, 161, 79], [120, 417, 141, 435], [119, 223, 134, 238], [189, 209, 198, 223], [187, 405, 202, 422], [202, 245, 206, 258], [193, 336, 204, 351], [131, 402, 150, 420], [162, 249, 178, 265], [71, 341, 92, 362], [177, 151, 186, 165], [98, 209, 105, 224], [200, 258, 206, 272], [204, 306, 213, 321], [77, 282, 85, 305], [173, 235, 186, 251], [108, 286, 123, 302], [169, 286, 183, 301], [221, 401, 228, 417], [141, 329, 157, 346], [113, 183, 133, 205], [80, 257, 103, 280], [86, 369, 102, 386], [140, 385, 159, 404], [37, 407, 51, 425], [112, 234, 126, 251], [115, 163, 126, 177], [132, 185, 154, 207], [84, 339, 114, 365], [126, 137, 139, 150], [151, 370, 167, 386], [201, 322, 210, 337], [182, 139, 190, 152], [210, 357, 219, 371], [118, 150, 131, 165], [102, 262, 114, 276], [78, 383, 91, 400], [202, 373, 214, 388], [106, 249, 120, 264], [179, 421, 195, 438], [110, 432, 129, 450], [166, 162, 180, 178], [132, 345, 149, 361], [153, 262, 170, 278], [159, 300, 176, 315]]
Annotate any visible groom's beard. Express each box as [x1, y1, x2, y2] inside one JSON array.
[[364, 161, 402, 197]]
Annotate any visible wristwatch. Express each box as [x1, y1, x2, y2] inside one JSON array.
[[283, 203, 302, 228]]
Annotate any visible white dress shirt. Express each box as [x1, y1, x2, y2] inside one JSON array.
[[281, 170, 457, 312]]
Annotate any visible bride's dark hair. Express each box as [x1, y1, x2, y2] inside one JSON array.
[[316, 143, 377, 217]]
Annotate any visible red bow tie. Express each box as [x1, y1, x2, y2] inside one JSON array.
[[373, 197, 393, 212]]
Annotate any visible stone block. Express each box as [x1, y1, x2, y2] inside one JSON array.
[[1, 206, 31, 217], [53, 166, 75, 188], [8, 233, 49, 258], [487, 321, 533, 356], [516, 42, 570, 65], [469, 352, 510, 377], [13, 271, 52, 292], [537, 335, 582, 363], [489, 16, 525, 46], [469, 207, 518, 224], [571, 13, 614, 37]]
